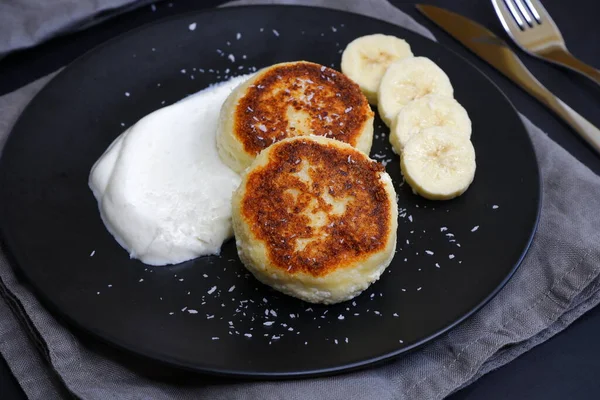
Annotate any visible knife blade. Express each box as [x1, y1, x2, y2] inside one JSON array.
[[416, 4, 600, 154]]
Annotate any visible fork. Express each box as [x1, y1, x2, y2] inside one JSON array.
[[491, 0, 600, 86]]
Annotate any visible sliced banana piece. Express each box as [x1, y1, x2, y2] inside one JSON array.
[[401, 126, 475, 200], [390, 94, 471, 153], [378, 57, 454, 127], [341, 34, 413, 105]]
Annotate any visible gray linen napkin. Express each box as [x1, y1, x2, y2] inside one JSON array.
[[1, 1, 600, 399], [0, 0, 156, 56]]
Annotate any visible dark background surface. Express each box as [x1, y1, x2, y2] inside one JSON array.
[[1, 0, 599, 398]]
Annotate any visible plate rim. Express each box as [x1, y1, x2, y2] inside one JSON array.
[[0, 4, 542, 378]]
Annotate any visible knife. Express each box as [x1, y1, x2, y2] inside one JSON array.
[[416, 4, 600, 155]]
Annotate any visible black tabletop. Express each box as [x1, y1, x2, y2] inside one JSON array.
[[1, 0, 600, 399]]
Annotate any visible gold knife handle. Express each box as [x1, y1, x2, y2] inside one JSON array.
[[499, 54, 600, 154], [550, 98, 600, 154]]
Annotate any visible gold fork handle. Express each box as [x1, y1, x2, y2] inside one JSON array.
[[539, 46, 600, 86]]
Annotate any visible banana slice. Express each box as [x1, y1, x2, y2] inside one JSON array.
[[378, 57, 454, 127], [401, 126, 475, 200], [341, 34, 413, 105], [390, 94, 471, 153]]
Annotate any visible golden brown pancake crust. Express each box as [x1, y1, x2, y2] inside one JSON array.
[[235, 62, 373, 155], [240, 139, 391, 277]]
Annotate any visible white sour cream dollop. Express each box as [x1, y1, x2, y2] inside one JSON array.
[[89, 76, 249, 266]]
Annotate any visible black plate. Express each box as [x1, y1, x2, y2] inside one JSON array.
[[0, 6, 540, 377]]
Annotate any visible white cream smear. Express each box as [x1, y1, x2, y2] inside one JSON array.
[[89, 76, 249, 266]]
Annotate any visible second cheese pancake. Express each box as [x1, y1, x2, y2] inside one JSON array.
[[232, 136, 397, 304], [217, 61, 374, 173]]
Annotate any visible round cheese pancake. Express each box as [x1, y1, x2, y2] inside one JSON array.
[[232, 136, 398, 304], [217, 61, 375, 173]]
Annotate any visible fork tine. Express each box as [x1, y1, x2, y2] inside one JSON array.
[[513, 0, 535, 26], [523, 0, 542, 23], [503, 0, 525, 29], [492, 0, 525, 34], [524, 0, 562, 34]]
